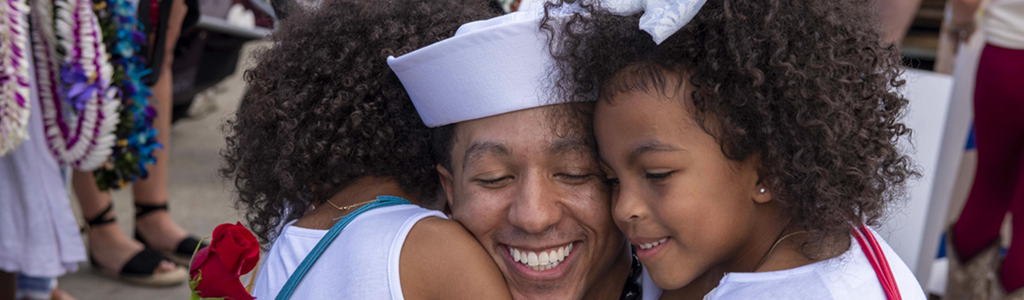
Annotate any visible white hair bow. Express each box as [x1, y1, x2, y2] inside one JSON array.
[[601, 0, 707, 44]]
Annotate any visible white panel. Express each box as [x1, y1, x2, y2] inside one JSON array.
[[878, 61, 976, 285]]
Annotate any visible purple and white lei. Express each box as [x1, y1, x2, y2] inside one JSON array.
[[31, 0, 120, 170], [0, 0, 31, 156]]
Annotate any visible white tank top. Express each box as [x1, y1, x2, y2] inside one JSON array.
[[252, 204, 446, 300], [702, 227, 926, 300]]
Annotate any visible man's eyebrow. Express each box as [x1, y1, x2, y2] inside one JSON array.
[[628, 140, 682, 165], [462, 141, 511, 172], [547, 138, 592, 155]]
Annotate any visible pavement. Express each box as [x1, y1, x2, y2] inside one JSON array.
[[60, 41, 266, 300]]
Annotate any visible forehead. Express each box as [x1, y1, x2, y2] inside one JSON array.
[[450, 106, 592, 162], [456, 106, 552, 138]]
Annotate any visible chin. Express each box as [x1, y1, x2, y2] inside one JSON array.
[[646, 263, 695, 291], [503, 268, 587, 300]]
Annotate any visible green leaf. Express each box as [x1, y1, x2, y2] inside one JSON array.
[[189, 270, 202, 290], [188, 237, 209, 274]]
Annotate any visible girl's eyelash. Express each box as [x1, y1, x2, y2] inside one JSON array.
[[605, 178, 620, 185], [645, 171, 674, 180]]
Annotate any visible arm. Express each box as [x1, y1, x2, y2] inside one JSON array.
[[951, 0, 983, 28], [876, 0, 923, 43], [400, 217, 512, 300]]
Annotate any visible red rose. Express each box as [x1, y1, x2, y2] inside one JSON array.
[[190, 222, 260, 300]]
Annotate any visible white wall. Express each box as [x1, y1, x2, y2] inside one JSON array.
[[878, 68, 970, 285]]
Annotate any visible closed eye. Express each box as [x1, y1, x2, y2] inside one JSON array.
[[645, 171, 674, 181], [558, 173, 597, 185], [560, 173, 591, 180], [476, 176, 511, 186]]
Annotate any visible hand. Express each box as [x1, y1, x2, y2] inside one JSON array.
[[946, 18, 977, 43], [949, 0, 982, 43]]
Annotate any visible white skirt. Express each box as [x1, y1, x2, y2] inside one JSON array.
[[0, 43, 87, 277]]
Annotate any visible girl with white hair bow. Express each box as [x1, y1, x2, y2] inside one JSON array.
[[544, 0, 929, 299]]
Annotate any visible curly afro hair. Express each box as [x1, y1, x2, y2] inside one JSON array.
[[544, 0, 917, 258], [221, 0, 497, 244]]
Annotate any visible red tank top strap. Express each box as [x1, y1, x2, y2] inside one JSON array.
[[851, 224, 902, 300]]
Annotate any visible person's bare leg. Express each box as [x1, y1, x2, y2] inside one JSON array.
[[133, 0, 190, 252], [72, 170, 177, 274], [875, 0, 923, 44]]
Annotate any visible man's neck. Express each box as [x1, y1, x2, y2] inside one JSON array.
[[582, 241, 633, 300]]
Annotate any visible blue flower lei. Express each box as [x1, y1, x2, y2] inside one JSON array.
[[92, 0, 162, 190]]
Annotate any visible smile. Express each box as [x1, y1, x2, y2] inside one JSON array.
[[637, 237, 668, 250], [631, 237, 670, 260], [508, 242, 575, 271]]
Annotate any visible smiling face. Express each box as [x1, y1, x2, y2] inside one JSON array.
[[595, 82, 775, 290], [439, 106, 630, 300]]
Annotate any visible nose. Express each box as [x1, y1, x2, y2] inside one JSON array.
[[507, 173, 562, 234], [612, 179, 647, 224]]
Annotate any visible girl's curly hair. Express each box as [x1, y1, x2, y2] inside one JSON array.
[[222, 0, 496, 244], [544, 0, 917, 258]]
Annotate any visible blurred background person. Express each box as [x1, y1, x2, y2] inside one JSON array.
[[945, 0, 1024, 299], [0, 25, 84, 300], [73, 0, 196, 286]]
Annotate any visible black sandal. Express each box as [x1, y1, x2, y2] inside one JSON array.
[[84, 203, 188, 286], [134, 202, 208, 266]]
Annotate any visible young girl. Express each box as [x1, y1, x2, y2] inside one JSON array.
[[221, 0, 511, 299], [546, 0, 927, 299]]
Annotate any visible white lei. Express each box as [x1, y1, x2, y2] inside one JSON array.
[[31, 0, 119, 170], [0, 0, 32, 156]]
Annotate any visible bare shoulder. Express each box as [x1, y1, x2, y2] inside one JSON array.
[[399, 217, 511, 300]]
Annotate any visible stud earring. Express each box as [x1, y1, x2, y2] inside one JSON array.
[[759, 188, 766, 194]]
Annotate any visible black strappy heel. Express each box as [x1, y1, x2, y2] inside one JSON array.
[[134, 202, 208, 266], [84, 203, 188, 286]]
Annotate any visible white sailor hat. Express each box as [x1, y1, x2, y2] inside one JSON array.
[[387, 9, 557, 128]]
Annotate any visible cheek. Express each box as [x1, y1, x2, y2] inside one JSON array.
[[451, 186, 512, 239], [653, 173, 753, 249], [566, 183, 617, 237]]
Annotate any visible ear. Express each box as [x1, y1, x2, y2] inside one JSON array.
[[437, 164, 456, 209], [744, 153, 771, 204], [752, 183, 772, 204]]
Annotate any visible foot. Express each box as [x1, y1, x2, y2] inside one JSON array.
[[51, 288, 77, 300], [135, 209, 191, 253], [87, 223, 177, 275]]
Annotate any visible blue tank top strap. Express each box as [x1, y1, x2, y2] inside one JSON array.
[[274, 195, 411, 300]]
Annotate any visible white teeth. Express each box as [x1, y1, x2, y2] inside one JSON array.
[[637, 238, 669, 250], [509, 243, 575, 271]]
